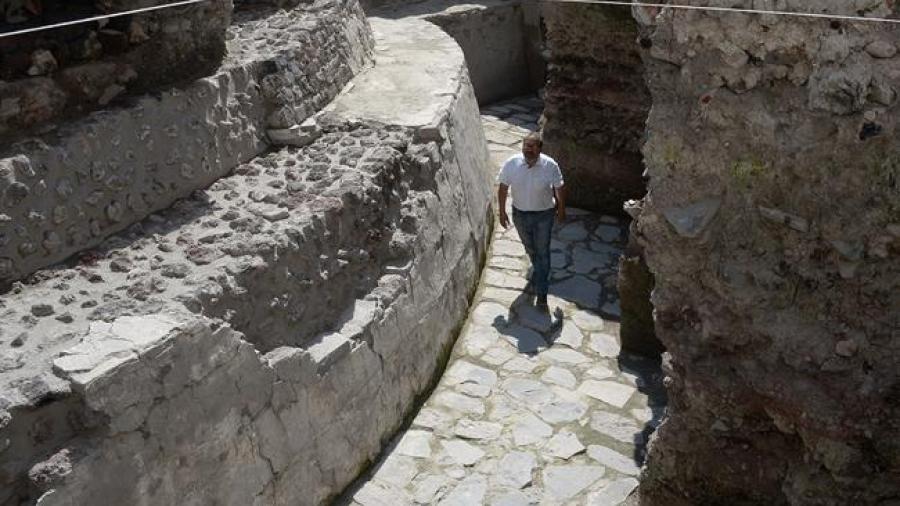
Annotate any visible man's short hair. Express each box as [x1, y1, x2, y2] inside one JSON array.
[[523, 131, 543, 147]]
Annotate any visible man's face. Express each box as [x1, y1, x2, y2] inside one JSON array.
[[522, 139, 541, 163]]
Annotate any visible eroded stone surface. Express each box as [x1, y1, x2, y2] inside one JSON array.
[[634, 2, 900, 504], [541, 2, 651, 214]]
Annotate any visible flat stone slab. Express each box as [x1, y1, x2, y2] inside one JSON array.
[[550, 276, 603, 309], [555, 323, 584, 349], [585, 364, 616, 380], [542, 465, 605, 501], [490, 490, 535, 506], [489, 256, 527, 271], [493, 239, 527, 257], [572, 247, 611, 274], [494, 451, 537, 489], [587, 477, 639, 505], [501, 325, 548, 353], [537, 397, 588, 424], [572, 310, 606, 331], [502, 378, 554, 405], [539, 348, 589, 365], [483, 269, 528, 290], [556, 222, 589, 241], [413, 408, 451, 430], [589, 333, 620, 357], [53, 315, 180, 386], [587, 445, 640, 476], [590, 411, 642, 444], [512, 413, 553, 446], [546, 430, 586, 460], [355, 479, 412, 506], [579, 380, 636, 408], [446, 360, 498, 391], [502, 357, 539, 373], [413, 475, 451, 504], [483, 287, 523, 305], [551, 251, 569, 269], [472, 302, 508, 326], [481, 346, 515, 365], [376, 455, 419, 488], [434, 391, 486, 415], [515, 304, 556, 333], [396, 430, 434, 458], [439, 474, 487, 506], [463, 325, 502, 356], [454, 419, 503, 440], [594, 224, 622, 242], [441, 439, 486, 467], [541, 366, 577, 389]]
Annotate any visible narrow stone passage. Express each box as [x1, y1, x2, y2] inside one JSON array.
[[341, 96, 666, 506]]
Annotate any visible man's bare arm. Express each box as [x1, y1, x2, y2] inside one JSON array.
[[554, 185, 567, 223], [498, 184, 510, 228]]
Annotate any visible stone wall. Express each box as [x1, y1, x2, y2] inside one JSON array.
[[0, 0, 373, 285], [0, 16, 492, 505], [369, 0, 544, 105], [632, 2, 900, 504], [0, 0, 232, 139], [540, 3, 651, 215], [423, 0, 538, 104]]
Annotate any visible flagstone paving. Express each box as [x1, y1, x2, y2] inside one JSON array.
[[338, 95, 666, 506]]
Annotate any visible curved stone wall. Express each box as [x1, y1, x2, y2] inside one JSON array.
[[368, 0, 545, 105], [0, 0, 373, 285], [633, 2, 900, 504], [0, 14, 491, 506]]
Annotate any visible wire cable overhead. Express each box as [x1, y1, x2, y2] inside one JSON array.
[[540, 0, 900, 25], [1, 0, 898, 41], [0, 0, 209, 39]]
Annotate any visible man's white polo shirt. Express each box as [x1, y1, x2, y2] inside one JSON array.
[[497, 153, 564, 212]]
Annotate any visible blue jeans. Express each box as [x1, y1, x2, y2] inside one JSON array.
[[512, 207, 555, 296]]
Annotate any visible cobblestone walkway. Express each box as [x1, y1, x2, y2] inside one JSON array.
[[341, 95, 665, 506]]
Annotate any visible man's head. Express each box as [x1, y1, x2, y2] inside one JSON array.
[[522, 132, 542, 164]]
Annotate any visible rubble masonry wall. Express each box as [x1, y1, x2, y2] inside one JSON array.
[[0, 15, 493, 505], [0, 0, 232, 139], [540, 3, 651, 215], [0, 0, 373, 285], [633, 2, 900, 504]]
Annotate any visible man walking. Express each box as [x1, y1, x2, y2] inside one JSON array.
[[497, 132, 566, 307]]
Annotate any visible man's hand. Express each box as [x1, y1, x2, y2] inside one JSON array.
[[556, 207, 566, 224], [498, 183, 510, 229], [553, 185, 567, 224]]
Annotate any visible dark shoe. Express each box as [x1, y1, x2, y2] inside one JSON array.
[[536, 294, 548, 307]]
